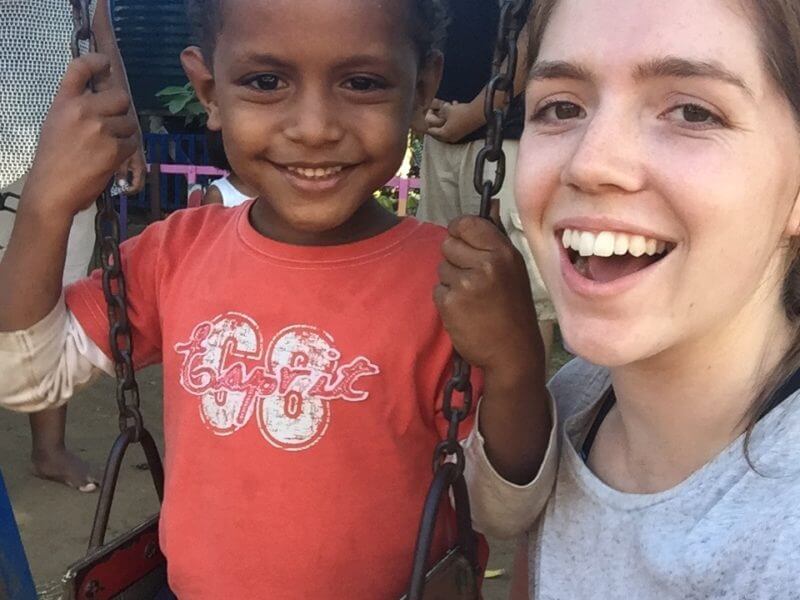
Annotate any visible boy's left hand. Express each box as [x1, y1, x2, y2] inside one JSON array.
[[434, 214, 544, 378]]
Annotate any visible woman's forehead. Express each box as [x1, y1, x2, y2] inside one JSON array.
[[536, 0, 765, 87]]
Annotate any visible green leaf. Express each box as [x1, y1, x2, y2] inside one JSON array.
[[185, 102, 206, 115], [167, 96, 192, 114], [156, 85, 190, 97]]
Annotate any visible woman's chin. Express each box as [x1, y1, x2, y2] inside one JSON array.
[[558, 319, 660, 369]]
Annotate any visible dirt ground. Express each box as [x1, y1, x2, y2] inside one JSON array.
[[2, 366, 518, 599]]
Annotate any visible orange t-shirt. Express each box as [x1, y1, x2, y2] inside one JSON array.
[[66, 203, 482, 599]]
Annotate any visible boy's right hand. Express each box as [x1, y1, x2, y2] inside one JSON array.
[[24, 53, 139, 219]]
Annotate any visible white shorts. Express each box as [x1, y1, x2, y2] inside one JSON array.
[[417, 136, 556, 322], [0, 174, 97, 286]]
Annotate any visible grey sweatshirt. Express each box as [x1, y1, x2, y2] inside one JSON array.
[[529, 359, 800, 599]]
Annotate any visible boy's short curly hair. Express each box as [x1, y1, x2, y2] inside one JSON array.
[[186, 0, 448, 63]]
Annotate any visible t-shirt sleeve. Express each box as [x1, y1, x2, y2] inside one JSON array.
[[65, 220, 167, 370]]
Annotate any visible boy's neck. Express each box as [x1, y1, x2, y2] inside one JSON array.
[[249, 198, 401, 246]]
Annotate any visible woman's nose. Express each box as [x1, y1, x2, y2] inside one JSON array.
[[561, 107, 647, 195]]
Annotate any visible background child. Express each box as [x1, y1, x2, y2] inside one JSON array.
[[201, 173, 255, 206], [201, 130, 256, 206], [0, 0, 555, 597]]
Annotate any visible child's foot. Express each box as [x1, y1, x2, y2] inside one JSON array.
[[32, 448, 98, 492]]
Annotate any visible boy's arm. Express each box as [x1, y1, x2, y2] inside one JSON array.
[[463, 394, 557, 538], [0, 299, 112, 412], [436, 216, 552, 483], [436, 216, 557, 536], [93, 0, 146, 194], [0, 54, 137, 332]]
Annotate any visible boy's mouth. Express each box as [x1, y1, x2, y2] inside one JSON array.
[[285, 165, 345, 180], [273, 162, 355, 193], [560, 228, 675, 284]]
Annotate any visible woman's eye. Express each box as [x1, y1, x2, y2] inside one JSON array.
[[532, 101, 585, 122], [344, 76, 386, 92], [247, 74, 285, 92], [664, 103, 725, 128]]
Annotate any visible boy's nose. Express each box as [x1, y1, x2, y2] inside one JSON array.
[[283, 91, 345, 148]]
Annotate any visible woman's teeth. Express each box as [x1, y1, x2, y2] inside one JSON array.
[[561, 228, 668, 258], [286, 166, 344, 179]]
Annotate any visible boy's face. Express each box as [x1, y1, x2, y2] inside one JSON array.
[[183, 0, 439, 241]]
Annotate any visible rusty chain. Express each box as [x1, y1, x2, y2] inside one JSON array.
[[70, 0, 144, 442], [436, 0, 530, 481], [407, 4, 531, 598]]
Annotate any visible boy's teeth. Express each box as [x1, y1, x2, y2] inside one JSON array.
[[561, 228, 669, 259], [287, 166, 344, 179]]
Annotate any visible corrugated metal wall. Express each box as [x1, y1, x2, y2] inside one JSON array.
[[111, 0, 193, 113]]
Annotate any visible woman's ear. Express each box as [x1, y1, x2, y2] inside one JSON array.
[[785, 183, 800, 237], [412, 50, 444, 122], [180, 46, 221, 131]]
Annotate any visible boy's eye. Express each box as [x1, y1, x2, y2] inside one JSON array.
[[343, 76, 387, 92], [247, 74, 286, 92], [531, 101, 585, 123]]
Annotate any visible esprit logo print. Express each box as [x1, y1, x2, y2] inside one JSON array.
[[174, 313, 380, 451]]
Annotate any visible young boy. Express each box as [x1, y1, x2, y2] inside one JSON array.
[[0, 0, 555, 597]]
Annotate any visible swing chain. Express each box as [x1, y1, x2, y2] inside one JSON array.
[[69, 0, 95, 58], [70, 0, 144, 443], [436, 0, 530, 479], [473, 0, 530, 217]]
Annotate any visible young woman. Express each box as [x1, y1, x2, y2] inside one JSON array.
[[507, 0, 800, 596]]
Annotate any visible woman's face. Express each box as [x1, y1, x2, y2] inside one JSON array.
[[517, 0, 800, 366]]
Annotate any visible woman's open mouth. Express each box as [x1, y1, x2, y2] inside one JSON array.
[[559, 228, 676, 287]]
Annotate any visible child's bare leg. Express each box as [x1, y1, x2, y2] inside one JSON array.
[[30, 406, 97, 492]]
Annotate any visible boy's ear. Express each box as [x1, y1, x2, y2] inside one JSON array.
[[413, 50, 444, 119], [181, 46, 222, 131]]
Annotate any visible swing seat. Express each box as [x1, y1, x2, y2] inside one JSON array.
[[62, 515, 166, 600], [61, 425, 168, 600], [399, 548, 478, 600]]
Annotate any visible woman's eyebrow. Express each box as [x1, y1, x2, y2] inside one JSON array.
[[634, 57, 754, 97], [528, 57, 754, 98], [528, 61, 594, 83]]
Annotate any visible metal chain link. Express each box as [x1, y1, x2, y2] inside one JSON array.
[[0, 192, 18, 214], [407, 4, 532, 598], [435, 0, 530, 479], [70, 0, 144, 443]]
